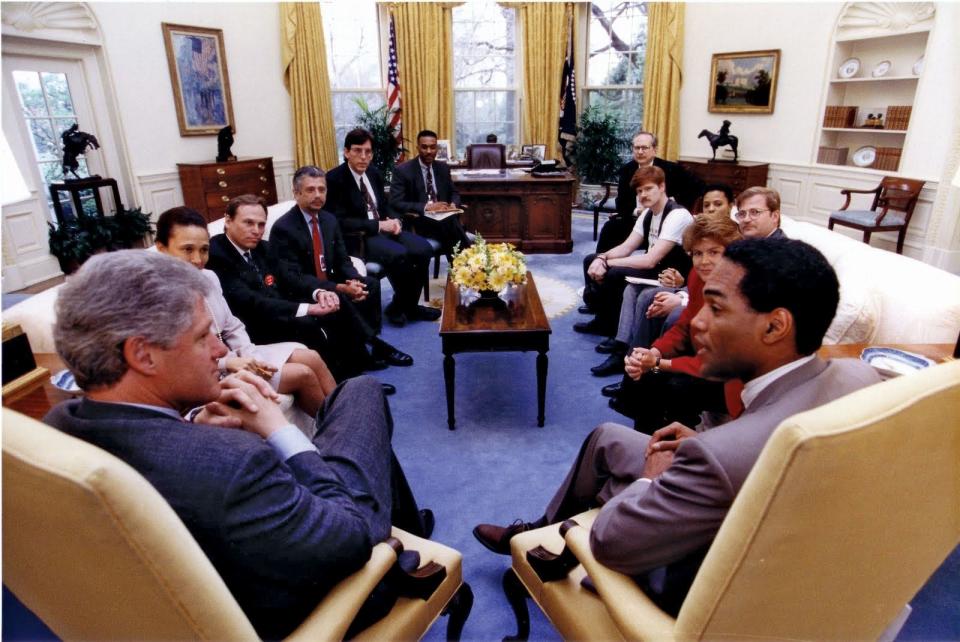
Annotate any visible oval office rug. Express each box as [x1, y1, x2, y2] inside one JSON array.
[[425, 274, 577, 320]]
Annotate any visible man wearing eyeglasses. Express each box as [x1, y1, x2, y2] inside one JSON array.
[[733, 186, 787, 240], [595, 132, 703, 254]]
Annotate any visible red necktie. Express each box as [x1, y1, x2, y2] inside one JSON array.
[[310, 215, 328, 280]]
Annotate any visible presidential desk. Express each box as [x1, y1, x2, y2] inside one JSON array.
[[451, 170, 574, 254]]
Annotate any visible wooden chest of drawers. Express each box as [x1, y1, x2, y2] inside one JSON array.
[[677, 158, 769, 197], [177, 157, 278, 223]]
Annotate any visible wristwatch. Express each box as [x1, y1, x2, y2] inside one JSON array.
[[651, 356, 661, 374]]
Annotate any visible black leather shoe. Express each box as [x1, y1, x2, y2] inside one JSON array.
[[409, 305, 442, 321], [381, 383, 396, 396], [372, 344, 413, 367], [608, 396, 632, 418], [577, 304, 593, 314], [595, 338, 626, 354], [573, 318, 605, 335], [385, 307, 407, 327], [591, 354, 625, 377], [419, 509, 435, 539], [601, 381, 622, 398], [363, 358, 388, 372], [473, 519, 543, 555]]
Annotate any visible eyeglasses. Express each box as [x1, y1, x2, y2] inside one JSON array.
[[734, 208, 770, 221], [633, 145, 654, 152]]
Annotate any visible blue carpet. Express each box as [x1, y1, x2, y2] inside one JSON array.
[[3, 213, 958, 640]]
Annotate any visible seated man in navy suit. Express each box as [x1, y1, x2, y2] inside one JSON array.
[[325, 127, 440, 327], [44, 251, 432, 639], [389, 129, 472, 256]]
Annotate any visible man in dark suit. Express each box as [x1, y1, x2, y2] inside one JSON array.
[[44, 250, 432, 639], [268, 172, 413, 369], [734, 185, 787, 240], [325, 127, 440, 327], [389, 129, 472, 255], [475, 238, 881, 614], [206, 195, 408, 383], [595, 131, 703, 254]]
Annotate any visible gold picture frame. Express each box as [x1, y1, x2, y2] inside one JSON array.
[[709, 49, 780, 114], [162, 23, 236, 136]]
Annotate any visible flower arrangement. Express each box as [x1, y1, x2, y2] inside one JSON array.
[[450, 235, 527, 294]]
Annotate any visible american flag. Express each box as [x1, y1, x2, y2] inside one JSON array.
[[387, 15, 403, 155]]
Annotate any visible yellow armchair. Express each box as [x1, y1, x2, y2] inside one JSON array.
[[2, 408, 472, 641], [507, 359, 960, 640]]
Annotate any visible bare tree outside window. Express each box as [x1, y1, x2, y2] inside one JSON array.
[[586, 1, 647, 152], [453, 0, 517, 158]]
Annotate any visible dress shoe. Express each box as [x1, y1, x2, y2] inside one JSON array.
[[591, 353, 625, 377], [595, 338, 626, 354], [473, 519, 544, 555], [573, 318, 605, 335], [362, 357, 388, 372], [577, 304, 593, 314], [381, 383, 396, 396], [419, 508, 435, 539], [385, 307, 407, 327], [608, 396, 632, 418], [601, 381, 622, 398], [372, 343, 414, 367], [409, 305, 442, 322]]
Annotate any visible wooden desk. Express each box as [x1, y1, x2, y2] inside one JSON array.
[[439, 273, 552, 430], [3, 354, 77, 420], [818, 343, 953, 363], [452, 171, 574, 253]]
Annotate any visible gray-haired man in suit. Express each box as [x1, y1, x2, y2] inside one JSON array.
[[474, 238, 882, 613]]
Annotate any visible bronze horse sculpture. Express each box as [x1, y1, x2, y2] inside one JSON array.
[[698, 120, 738, 162], [61, 123, 100, 180]]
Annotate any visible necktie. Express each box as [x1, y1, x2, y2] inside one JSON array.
[[309, 215, 328, 280], [425, 167, 437, 202], [359, 176, 378, 219], [243, 251, 260, 275]]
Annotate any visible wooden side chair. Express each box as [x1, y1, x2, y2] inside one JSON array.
[[3, 408, 473, 641], [503, 359, 960, 641], [592, 181, 618, 241], [827, 176, 925, 254]]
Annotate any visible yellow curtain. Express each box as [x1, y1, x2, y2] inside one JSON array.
[[388, 3, 457, 150], [516, 2, 571, 160], [642, 2, 684, 161], [280, 2, 338, 170]]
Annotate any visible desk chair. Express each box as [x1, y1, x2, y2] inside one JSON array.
[[828, 176, 925, 254], [466, 144, 506, 170], [504, 359, 960, 640], [592, 181, 618, 241], [2, 408, 473, 641]]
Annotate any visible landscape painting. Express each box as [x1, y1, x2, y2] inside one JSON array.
[[162, 23, 235, 136], [709, 49, 780, 114]]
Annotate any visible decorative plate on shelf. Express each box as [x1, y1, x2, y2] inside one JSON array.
[[861, 347, 935, 376], [912, 55, 924, 76], [852, 146, 877, 167], [872, 60, 892, 78], [838, 57, 861, 79]]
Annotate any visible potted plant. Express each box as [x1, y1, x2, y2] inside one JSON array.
[[353, 97, 406, 182], [110, 207, 153, 248], [48, 220, 93, 275], [572, 106, 628, 186]]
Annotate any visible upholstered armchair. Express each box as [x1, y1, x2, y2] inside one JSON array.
[[465, 144, 506, 170], [827, 176, 926, 254], [2, 408, 473, 641], [504, 359, 960, 640]]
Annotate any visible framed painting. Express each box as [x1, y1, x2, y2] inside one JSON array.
[[436, 139, 451, 162], [162, 23, 235, 136], [521, 144, 546, 161], [709, 49, 780, 114]]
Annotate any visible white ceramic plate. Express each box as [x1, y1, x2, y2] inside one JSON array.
[[852, 146, 877, 167], [861, 347, 935, 376], [838, 57, 861, 79], [872, 60, 892, 78], [912, 55, 924, 76]]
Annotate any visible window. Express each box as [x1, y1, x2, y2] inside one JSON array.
[[585, 1, 647, 143], [322, 0, 384, 157], [453, 0, 518, 158], [11, 69, 94, 218]]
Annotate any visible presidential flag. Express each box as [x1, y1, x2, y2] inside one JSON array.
[[557, 14, 577, 167]]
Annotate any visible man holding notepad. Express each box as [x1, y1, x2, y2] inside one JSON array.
[[390, 129, 473, 256]]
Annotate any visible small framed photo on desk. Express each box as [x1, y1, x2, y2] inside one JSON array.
[[521, 144, 546, 161], [436, 140, 451, 162]]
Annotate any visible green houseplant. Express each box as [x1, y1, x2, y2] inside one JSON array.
[[47, 207, 153, 273], [353, 97, 405, 181], [571, 106, 629, 185]]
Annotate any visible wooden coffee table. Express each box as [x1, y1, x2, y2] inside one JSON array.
[[439, 273, 552, 430]]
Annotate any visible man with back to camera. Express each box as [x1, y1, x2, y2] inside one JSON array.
[[269, 168, 414, 370], [43, 250, 433, 639], [389, 129, 472, 256], [324, 127, 440, 327], [206, 195, 406, 387], [593, 131, 703, 256], [475, 238, 881, 614]]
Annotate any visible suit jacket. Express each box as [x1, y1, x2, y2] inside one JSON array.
[[325, 162, 397, 238], [389, 157, 461, 215], [614, 157, 703, 217], [270, 204, 361, 293], [589, 357, 882, 590], [43, 398, 376, 639]]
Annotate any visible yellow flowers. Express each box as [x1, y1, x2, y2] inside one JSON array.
[[450, 235, 527, 293]]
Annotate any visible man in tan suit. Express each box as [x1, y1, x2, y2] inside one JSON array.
[[474, 238, 882, 613]]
